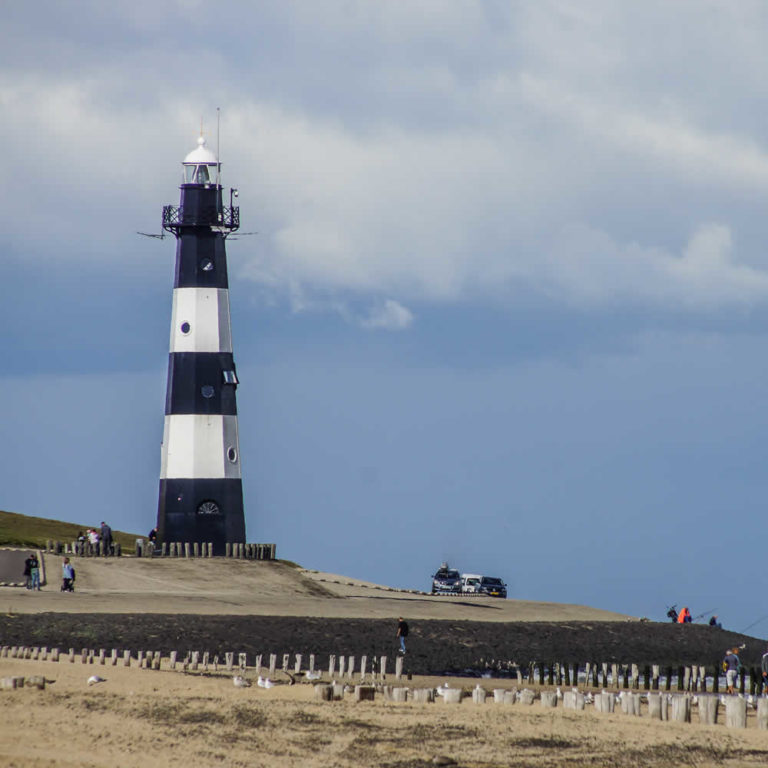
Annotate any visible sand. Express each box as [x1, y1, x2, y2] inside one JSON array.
[[4, 554, 632, 622], [1, 656, 767, 768]]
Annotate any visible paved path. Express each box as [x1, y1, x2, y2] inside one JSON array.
[[0, 548, 37, 585]]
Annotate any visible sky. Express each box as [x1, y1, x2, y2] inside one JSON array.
[[2, 1, 768, 634]]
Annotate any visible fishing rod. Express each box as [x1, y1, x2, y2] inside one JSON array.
[[693, 608, 716, 622], [741, 614, 768, 635]]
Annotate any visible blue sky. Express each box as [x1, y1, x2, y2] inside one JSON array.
[[2, 1, 768, 633]]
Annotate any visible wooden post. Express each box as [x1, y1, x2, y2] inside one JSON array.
[[725, 696, 747, 728], [380, 656, 387, 678], [282, 653, 289, 673], [294, 654, 302, 674], [225, 652, 234, 671], [699, 666, 707, 692], [184, 542, 191, 558], [169, 651, 177, 670], [541, 691, 557, 708], [110, 649, 118, 666], [225, 542, 232, 558], [610, 663, 618, 688], [328, 654, 336, 678], [757, 698, 768, 730], [360, 655, 367, 681], [123, 650, 130, 667], [347, 656, 354, 678], [473, 686, 487, 704], [202, 651, 209, 671], [314, 684, 333, 701], [191, 651, 199, 670], [338, 656, 346, 678], [683, 667, 691, 691], [355, 685, 376, 702], [238, 652, 247, 670], [309, 654, 315, 673], [395, 656, 403, 680], [51, 648, 59, 662], [670, 695, 690, 723], [269, 654, 277, 676], [648, 692, 663, 720], [601, 663, 608, 688], [442, 688, 461, 704], [631, 664, 639, 689], [651, 665, 659, 690], [81, 648, 88, 664], [193, 542, 199, 557], [698, 695, 718, 725], [208, 542, 213, 557]]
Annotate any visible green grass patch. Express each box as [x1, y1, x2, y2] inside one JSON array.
[[0, 509, 141, 553]]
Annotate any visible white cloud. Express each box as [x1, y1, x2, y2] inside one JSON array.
[[360, 299, 414, 331], [5, 3, 768, 315]]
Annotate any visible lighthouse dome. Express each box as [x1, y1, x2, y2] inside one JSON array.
[[182, 136, 219, 185]]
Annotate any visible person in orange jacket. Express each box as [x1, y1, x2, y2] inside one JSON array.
[[677, 606, 692, 623]]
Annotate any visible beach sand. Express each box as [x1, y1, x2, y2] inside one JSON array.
[[1, 656, 767, 768]]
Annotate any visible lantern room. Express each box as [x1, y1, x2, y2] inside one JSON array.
[[182, 135, 220, 186]]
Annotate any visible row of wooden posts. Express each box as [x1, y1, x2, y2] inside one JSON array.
[[2, 643, 762, 696], [506, 659, 765, 697], [4, 644, 767, 730], [44, 540, 276, 560]]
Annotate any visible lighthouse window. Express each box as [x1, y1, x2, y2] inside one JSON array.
[[197, 500, 220, 515], [223, 370, 239, 385], [201, 385, 215, 399], [200, 258, 214, 272], [227, 447, 237, 463], [180, 322, 191, 334]]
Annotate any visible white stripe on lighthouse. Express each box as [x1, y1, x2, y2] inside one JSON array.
[[160, 414, 241, 479], [170, 287, 233, 353]]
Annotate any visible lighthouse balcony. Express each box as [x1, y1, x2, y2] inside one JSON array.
[[163, 204, 240, 233]]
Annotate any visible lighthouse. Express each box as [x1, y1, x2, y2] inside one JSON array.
[[156, 135, 246, 554]]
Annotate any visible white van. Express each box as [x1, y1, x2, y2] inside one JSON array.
[[461, 573, 482, 594]]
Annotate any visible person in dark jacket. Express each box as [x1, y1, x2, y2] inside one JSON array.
[[100, 522, 113, 555], [397, 617, 409, 654], [724, 647, 741, 694]]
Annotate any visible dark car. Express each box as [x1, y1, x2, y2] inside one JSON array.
[[431, 564, 462, 594], [478, 576, 507, 598]]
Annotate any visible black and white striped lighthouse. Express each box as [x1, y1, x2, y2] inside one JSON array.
[[156, 135, 246, 554]]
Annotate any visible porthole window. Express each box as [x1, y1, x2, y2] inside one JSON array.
[[201, 385, 215, 399], [180, 321, 191, 334], [227, 447, 237, 463]]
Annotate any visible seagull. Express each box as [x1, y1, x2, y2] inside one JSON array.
[[436, 682, 451, 697], [257, 676, 275, 689], [233, 675, 251, 688], [555, 687, 563, 700], [87, 675, 106, 686], [305, 670, 322, 681]]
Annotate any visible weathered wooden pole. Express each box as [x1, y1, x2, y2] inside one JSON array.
[[670, 695, 691, 723], [697, 695, 718, 725], [725, 696, 747, 728], [757, 698, 768, 730]]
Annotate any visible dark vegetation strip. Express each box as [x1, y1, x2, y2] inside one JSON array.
[[0, 614, 763, 674]]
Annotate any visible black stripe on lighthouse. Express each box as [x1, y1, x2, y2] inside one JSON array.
[[156, 135, 246, 554]]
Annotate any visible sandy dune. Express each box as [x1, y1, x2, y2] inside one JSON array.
[[1, 656, 767, 768], [3, 553, 633, 621]]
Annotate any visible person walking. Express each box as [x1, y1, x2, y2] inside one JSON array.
[[29, 553, 40, 590], [23, 554, 34, 589], [723, 647, 741, 695], [61, 557, 75, 592], [396, 617, 409, 654]]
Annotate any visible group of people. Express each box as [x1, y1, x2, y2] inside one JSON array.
[[667, 605, 722, 628], [77, 522, 114, 555], [23, 553, 41, 590]]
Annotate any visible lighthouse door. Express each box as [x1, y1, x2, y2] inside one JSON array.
[[195, 500, 225, 543]]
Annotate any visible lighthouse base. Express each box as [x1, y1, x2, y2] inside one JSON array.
[[157, 478, 245, 556]]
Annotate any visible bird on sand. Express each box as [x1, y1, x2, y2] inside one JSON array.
[[87, 675, 106, 686], [233, 675, 251, 688]]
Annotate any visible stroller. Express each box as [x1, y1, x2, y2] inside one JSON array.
[[61, 562, 76, 592]]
